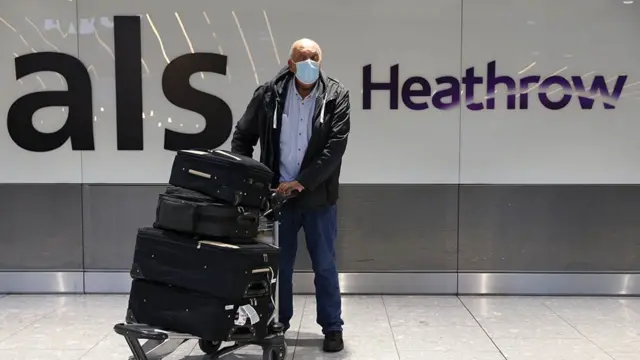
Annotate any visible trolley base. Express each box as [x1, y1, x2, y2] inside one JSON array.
[[113, 322, 287, 360]]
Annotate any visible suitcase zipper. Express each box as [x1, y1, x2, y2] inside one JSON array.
[[180, 149, 273, 177], [212, 149, 242, 161], [162, 196, 255, 223], [144, 228, 274, 253]]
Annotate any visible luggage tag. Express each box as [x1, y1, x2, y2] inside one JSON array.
[[234, 310, 249, 326], [235, 305, 260, 326]]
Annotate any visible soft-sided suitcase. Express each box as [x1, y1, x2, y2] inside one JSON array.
[[154, 186, 260, 239], [168, 149, 274, 209], [127, 279, 271, 342], [130, 228, 280, 300]]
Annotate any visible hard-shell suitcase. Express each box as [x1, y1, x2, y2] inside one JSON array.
[[130, 228, 280, 300], [127, 279, 271, 342], [168, 149, 274, 209], [154, 186, 260, 239]]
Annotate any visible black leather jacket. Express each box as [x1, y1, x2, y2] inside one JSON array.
[[231, 67, 351, 209]]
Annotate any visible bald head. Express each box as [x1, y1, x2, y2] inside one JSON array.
[[288, 38, 322, 62]]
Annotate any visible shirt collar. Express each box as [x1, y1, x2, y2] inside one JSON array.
[[290, 78, 319, 101]]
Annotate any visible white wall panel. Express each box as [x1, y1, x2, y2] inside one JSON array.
[[73, 0, 462, 184], [4, 0, 637, 185], [0, 0, 80, 183], [460, 0, 640, 184], [314, 0, 463, 184]]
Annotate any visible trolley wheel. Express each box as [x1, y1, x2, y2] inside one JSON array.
[[263, 343, 287, 360], [198, 339, 222, 355]]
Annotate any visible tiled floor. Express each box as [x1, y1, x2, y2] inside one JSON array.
[[1, 294, 640, 359]]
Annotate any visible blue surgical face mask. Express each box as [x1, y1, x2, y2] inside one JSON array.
[[294, 59, 320, 85]]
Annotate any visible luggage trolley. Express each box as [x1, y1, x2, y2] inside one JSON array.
[[113, 191, 295, 360]]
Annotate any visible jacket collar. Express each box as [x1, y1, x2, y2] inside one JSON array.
[[268, 66, 332, 132]]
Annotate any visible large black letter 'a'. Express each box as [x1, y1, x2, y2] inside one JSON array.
[[7, 52, 93, 152], [162, 53, 233, 151]]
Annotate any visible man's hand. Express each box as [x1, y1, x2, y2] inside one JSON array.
[[276, 181, 304, 196]]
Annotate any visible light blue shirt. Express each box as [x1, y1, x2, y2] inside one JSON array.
[[279, 80, 318, 182]]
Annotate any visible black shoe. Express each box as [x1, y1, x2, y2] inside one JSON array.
[[323, 331, 344, 353]]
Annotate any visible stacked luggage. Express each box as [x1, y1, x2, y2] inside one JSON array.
[[126, 149, 279, 345]]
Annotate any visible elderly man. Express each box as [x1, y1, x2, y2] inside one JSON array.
[[231, 38, 350, 352]]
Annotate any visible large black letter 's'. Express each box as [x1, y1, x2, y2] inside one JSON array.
[[7, 52, 93, 152], [162, 53, 232, 151], [114, 15, 143, 150]]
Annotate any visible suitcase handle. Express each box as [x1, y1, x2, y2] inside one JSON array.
[[269, 190, 299, 212], [271, 189, 299, 201], [237, 212, 259, 226], [244, 280, 269, 298]]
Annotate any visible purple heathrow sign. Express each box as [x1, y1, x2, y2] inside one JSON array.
[[362, 61, 628, 110]]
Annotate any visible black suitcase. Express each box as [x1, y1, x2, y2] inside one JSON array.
[[168, 149, 274, 209], [130, 228, 280, 300], [154, 186, 260, 239], [127, 279, 272, 342]]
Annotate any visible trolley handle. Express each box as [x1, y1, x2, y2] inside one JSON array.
[[262, 190, 299, 217], [271, 189, 299, 202]]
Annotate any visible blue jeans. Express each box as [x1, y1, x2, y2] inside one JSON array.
[[277, 204, 344, 334]]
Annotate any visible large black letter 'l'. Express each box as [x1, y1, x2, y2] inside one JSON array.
[[114, 15, 143, 150]]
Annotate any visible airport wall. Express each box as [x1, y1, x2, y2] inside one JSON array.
[[1, 0, 639, 295]]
